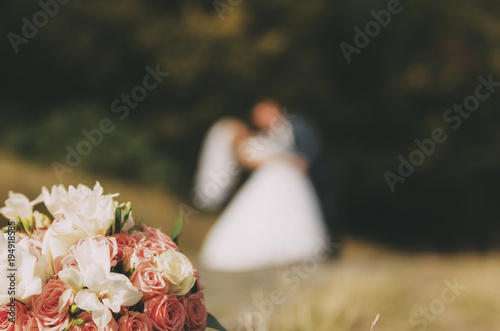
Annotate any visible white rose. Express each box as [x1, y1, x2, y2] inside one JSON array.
[[157, 250, 196, 295]]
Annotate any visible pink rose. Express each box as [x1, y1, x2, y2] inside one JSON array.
[[112, 232, 137, 261], [0, 300, 26, 331], [117, 312, 153, 331], [144, 295, 186, 331], [180, 292, 207, 331], [131, 231, 146, 243], [72, 312, 118, 331], [134, 245, 156, 263], [126, 245, 157, 271], [32, 279, 72, 331], [142, 226, 179, 252], [143, 239, 176, 253], [130, 262, 169, 301], [17, 311, 38, 331], [54, 253, 80, 274]]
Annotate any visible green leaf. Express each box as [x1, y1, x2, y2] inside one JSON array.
[[113, 206, 122, 235], [123, 201, 132, 221], [171, 212, 183, 244], [206, 312, 227, 331], [125, 267, 135, 278], [115, 217, 121, 235], [16, 216, 25, 233], [115, 205, 122, 222], [21, 218, 32, 236], [29, 215, 35, 231]]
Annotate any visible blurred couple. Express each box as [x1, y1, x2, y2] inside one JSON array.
[[194, 101, 339, 271]]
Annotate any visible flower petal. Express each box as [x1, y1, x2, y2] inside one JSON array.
[[75, 290, 113, 329], [83, 262, 108, 292], [91, 304, 113, 329], [59, 289, 73, 314], [59, 268, 84, 293], [102, 273, 143, 312], [75, 290, 103, 311]]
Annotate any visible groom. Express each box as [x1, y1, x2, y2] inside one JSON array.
[[251, 101, 341, 245]]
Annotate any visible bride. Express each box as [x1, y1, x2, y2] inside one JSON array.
[[196, 105, 327, 271]]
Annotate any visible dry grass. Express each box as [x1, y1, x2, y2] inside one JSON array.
[[198, 239, 500, 331], [266, 244, 500, 331], [1, 151, 500, 331]]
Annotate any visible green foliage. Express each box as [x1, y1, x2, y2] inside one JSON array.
[[171, 212, 183, 245], [206, 312, 227, 331], [110, 202, 133, 235]]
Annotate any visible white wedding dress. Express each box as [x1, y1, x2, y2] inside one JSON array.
[[197, 119, 327, 271], [193, 119, 243, 211]]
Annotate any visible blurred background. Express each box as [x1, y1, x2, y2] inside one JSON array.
[[1, 0, 500, 330]]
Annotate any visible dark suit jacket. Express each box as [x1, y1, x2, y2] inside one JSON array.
[[289, 116, 340, 241]]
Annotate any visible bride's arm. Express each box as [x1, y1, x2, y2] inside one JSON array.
[[234, 136, 308, 172], [285, 153, 308, 173], [233, 130, 263, 170]]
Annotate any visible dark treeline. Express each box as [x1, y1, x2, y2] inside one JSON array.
[[1, 0, 499, 250]]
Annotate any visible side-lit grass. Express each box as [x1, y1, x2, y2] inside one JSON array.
[[267, 241, 500, 331]]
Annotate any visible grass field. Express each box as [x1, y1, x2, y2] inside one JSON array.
[[201, 240, 500, 331], [1, 152, 499, 331]]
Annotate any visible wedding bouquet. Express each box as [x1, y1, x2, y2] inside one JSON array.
[[0, 182, 225, 331]]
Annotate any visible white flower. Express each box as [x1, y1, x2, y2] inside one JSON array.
[[0, 233, 11, 305], [16, 238, 52, 303], [74, 267, 142, 328], [41, 182, 118, 237], [70, 235, 113, 272], [0, 191, 42, 220], [40, 184, 68, 217], [58, 268, 83, 293], [121, 211, 136, 232], [157, 250, 196, 295], [0, 235, 52, 305], [41, 220, 87, 274], [59, 236, 142, 329], [33, 211, 51, 229]]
